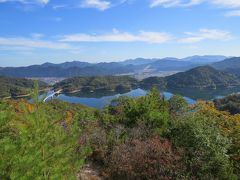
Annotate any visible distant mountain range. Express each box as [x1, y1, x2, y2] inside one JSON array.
[[0, 55, 228, 78], [212, 57, 240, 77]]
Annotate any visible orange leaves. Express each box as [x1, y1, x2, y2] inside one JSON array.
[[8, 99, 35, 114], [195, 100, 240, 127], [26, 103, 34, 113], [65, 111, 73, 125]]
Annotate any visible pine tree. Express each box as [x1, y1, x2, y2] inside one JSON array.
[[0, 82, 91, 179]]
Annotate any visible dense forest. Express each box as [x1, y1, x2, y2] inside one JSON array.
[[142, 66, 240, 90], [53, 76, 139, 93], [213, 57, 240, 77], [0, 84, 240, 179], [0, 76, 48, 98]]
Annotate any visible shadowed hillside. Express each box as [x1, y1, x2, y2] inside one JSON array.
[[212, 57, 240, 77], [0, 76, 48, 98]]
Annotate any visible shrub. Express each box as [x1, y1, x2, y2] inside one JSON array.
[[107, 87, 170, 134], [168, 95, 188, 115], [169, 112, 237, 179], [104, 137, 187, 180]]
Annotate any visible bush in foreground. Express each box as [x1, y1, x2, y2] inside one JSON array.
[[104, 137, 187, 180]]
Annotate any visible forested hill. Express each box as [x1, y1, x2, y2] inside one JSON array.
[[0, 76, 48, 98], [165, 66, 240, 89], [141, 66, 240, 90], [53, 66, 240, 94], [53, 76, 138, 93], [212, 57, 240, 77]]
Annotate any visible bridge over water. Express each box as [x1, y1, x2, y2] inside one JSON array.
[[43, 89, 62, 102]]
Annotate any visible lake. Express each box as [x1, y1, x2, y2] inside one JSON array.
[[41, 86, 240, 109], [42, 88, 196, 109]]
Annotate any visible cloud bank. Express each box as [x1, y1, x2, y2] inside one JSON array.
[[0, 36, 72, 49], [0, 0, 49, 5], [150, 0, 240, 8], [60, 29, 172, 43], [179, 29, 232, 43]]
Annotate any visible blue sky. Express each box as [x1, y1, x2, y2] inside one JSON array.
[[0, 0, 240, 66]]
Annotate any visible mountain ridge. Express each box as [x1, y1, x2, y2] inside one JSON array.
[[0, 55, 228, 78], [212, 57, 240, 77], [140, 66, 240, 90]]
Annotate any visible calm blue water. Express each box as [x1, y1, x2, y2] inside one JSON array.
[[45, 88, 196, 109]]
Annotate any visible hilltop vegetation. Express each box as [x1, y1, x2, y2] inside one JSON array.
[[0, 97, 95, 179], [0, 76, 48, 98], [53, 76, 138, 93], [165, 66, 240, 89], [140, 66, 240, 90], [0, 85, 240, 179], [139, 76, 166, 89], [214, 93, 240, 115]]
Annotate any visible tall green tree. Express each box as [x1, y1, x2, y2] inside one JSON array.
[[109, 87, 170, 134], [168, 94, 188, 115]]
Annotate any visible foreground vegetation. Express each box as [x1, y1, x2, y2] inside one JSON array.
[[214, 93, 240, 115], [0, 84, 240, 179]]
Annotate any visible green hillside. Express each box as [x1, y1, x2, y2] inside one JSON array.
[[212, 57, 240, 77], [166, 66, 240, 89], [140, 66, 240, 90], [53, 76, 139, 93], [0, 76, 48, 98], [139, 76, 166, 89]]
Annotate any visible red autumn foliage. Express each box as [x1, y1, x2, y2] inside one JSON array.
[[104, 137, 187, 180]]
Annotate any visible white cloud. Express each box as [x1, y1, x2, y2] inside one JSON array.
[[0, 0, 49, 5], [211, 0, 240, 8], [225, 10, 240, 17], [31, 33, 44, 39], [52, 0, 128, 11], [150, 0, 202, 8], [60, 29, 172, 43], [150, 0, 240, 8], [0, 36, 72, 49], [80, 0, 111, 11], [179, 29, 232, 43], [52, 4, 67, 10]]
